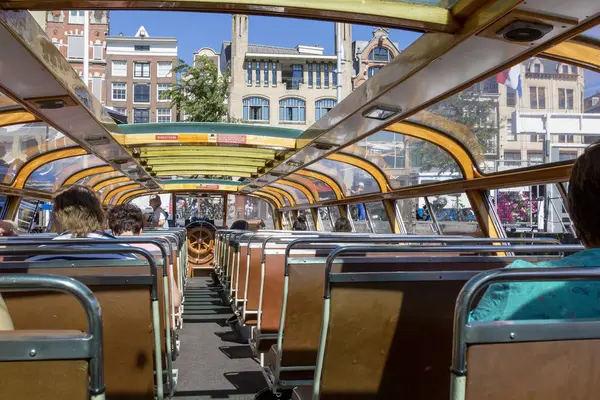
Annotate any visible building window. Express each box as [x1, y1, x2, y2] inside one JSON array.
[[133, 83, 150, 103], [368, 66, 382, 78], [315, 98, 337, 120], [91, 77, 102, 100], [561, 65, 569, 74], [558, 88, 574, 109], [271, 62, 277, 85], [558, 134, 575, 143], [533, 63, 541, 73], [67, 35, 84, 60], [114, 107, 126, 115], [332, 64, 337, 87], [559, 152, 577, 161], [69, 10, 85, 24], [157, 62, 172, 78], [279, 98, 306, 122], [157, 108, 171, 123], [247, 62, 252, 85], [112, 82, 126, 101], [90, 11, 107, 24], [112, 60, 127, 77], [291, 64, 303, 89], [529, 86, 545, 109], [323, 64, 329, 87], [47, 11, 64, 23], [507, 87, 516, 107], [368, 46, 391, 62], [93, 43, 102, 60], [134, 45, 150, 52], [133, 108, 149, 124], [134, 62, 150, 78], [308, 64, 313, 87], [256, 61, 261, 85], [316, 64, 321, 87], [527, 152, 543, 166], [157, 84, 170, 102], [504, 151, 522, 167], [242, 97, 269, 122], [530, 134, 543, 142], [263, 62, 268, 85], [571, 65, 577, 74], [506, 118, 516, 141]]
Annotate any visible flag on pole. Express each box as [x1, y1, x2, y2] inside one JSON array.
[[496, 65, 522, 97]]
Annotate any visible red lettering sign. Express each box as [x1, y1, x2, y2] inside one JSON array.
[[217, 134, 246, 145], [196, 184, 220, 190], [155, 134, 179, 141]]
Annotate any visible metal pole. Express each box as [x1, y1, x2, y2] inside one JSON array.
[[83, 10, 89, 88], [335, 23, 343, 102]]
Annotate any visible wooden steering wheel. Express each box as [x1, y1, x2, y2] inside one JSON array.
[[187, 225, 215, 264]]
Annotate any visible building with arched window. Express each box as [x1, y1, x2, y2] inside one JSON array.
[[279, 97, 306, 122], [352, 28, 401, 90]]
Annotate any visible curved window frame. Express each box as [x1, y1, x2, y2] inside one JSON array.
[[242, 96, 270, 122], [368, 46, 392, 62], [24, 154, 106, 193], [306, 158, 380, 198], [270, 182, 309, 205], [315, 98, 337, 121], [279, 97, 306, 122]]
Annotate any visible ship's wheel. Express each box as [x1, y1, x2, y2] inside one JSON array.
[[187, 225, 215, 264]]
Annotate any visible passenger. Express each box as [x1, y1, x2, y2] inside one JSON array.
[[471, 143, 600, 322], [0, 220, 18, 237], [334, 217, 352, 232], [292, 215, 307, 231], [230, 220, 249, 230], [28, 185, 135, 261], [148, 195, 168, 230], [107, 204, 182, 308]]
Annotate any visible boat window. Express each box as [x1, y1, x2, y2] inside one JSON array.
[[487, 184, 576, 243], [287, 173, 337, 201], [269, 183, 309, 205], [428, 193, 482, 236], [0, 91, 20, 112], [365, 201, 392, 233], [319, 207, 334, 232], [282, 211, 293, 230], [84, 171, 124, 188], [25, 154, 105, 192], [300, 211, 315, 231], [306, 158, 379, 197], [101, 182, 140, 204], [349, 204, 371, 233], [16, 198, 39, 233], [412, 59, 600, 174], [226, 195, 274, 229], [0, 195, 6, 219], [0, 122, 77, 185], [344, 130, 462, 189], [395, 197, 439, 235]]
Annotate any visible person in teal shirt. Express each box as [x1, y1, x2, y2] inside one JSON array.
[[470, 143, 600, 322]]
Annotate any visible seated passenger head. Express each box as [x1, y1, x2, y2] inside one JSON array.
[[334, 217, 352, 233], [150, 195, 162, 209], [54, 185, 104, 237], [107, 204, 144, 236], [292, 215, 307, 231], [230, 220, 249, 230], [569, 144, 600, 247]]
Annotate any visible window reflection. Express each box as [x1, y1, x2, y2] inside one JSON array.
[[25, 154, 105, 192], [307, 158, 378, 197]]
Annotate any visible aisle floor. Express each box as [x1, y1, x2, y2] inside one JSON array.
[[173, 277, 267, 399]]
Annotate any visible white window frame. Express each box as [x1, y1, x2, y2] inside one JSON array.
[[67, 35, 84, 60], [156, 108, 172, 123], [114, 107, 126, 115], [134, 62, 151, 79], [69, 10, 85, 24], [157, 62, 172, 78], [93, 43, 103, 61], [111, 61, 127, 77], [111, 82, 127, 101], [157, 84, 170, 102]]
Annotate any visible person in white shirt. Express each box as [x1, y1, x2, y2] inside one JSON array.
[[149, 196, 168, 230]]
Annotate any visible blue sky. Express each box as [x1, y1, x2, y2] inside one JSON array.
[[110, 11, 600, 97], [109, 11, 422, 64]]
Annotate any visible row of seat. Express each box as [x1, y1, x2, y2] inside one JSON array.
[[0, 227, 187, 400], [212, 230, 590, 399]]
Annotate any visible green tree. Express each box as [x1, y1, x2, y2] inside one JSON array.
[[165, 56, 229, 122], [411, 88, 498, 175]]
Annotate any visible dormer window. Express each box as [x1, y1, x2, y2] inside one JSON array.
[[533, 63, 541, 73], [561, 65, 569, 74], [369, 46, 391, 62]]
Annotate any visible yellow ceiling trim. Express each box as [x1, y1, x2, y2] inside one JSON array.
[[386, 121, 479, 179], [149, 157, 266, 167], [115, 189, 150, 205], [63, 165, 114, 186], [296, 170, 344, 200], [160, 183, 240, 192], [13, 148, 88, 189], [262, 186, 295, 207], [151, 164, 257, 173], [327, 153, 390, 193], [155, 171, 253, 178], [255, 190, 282, 209], [0, 110, 39, 128], [278, 179, 315, 204], [103, 183, 141, 204], [543, 40, 600, 73], [93, 176, 131, 192], [116, 132, 296, 149], [140, 147, 276, 159]]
